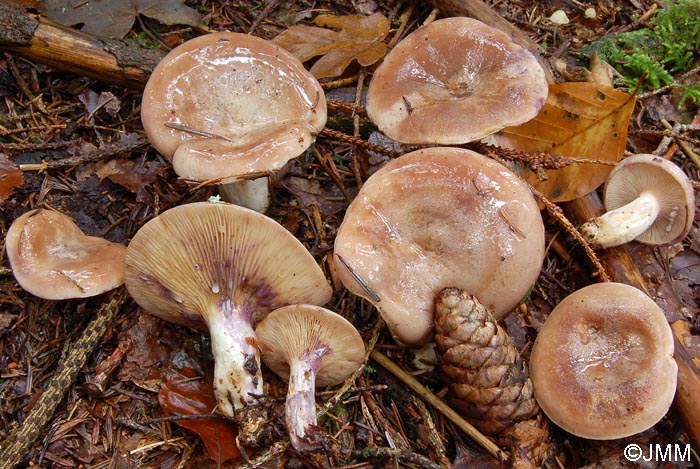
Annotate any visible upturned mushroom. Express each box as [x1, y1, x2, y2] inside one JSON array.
[[529, 282, 677, 440], [141, 32, 327, 212], [365, 17, 548, 144], [333, 147, 545, 345], [580, 154, 695, 247], [123, 202, 332, 435], [5, 208, 126, 300], [255, 304, 365, 452]]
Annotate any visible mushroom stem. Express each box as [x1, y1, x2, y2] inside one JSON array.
[[286, 343, 329, 452], [580, 192, 660, 248], [219, 177, 271, 213], [207, 304, 262, 417]]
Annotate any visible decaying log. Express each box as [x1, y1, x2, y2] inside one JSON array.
[[0, 3, 164, 89]]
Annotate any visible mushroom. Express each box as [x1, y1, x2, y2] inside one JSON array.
[[5, 208, 126, 300], [123, 202, 332, 427], [333, 147, 545, 346], [580, 154, 695, 247], [255, 304, 365, 452], [141, 32, 327, 212], [529, 282, 677, 440], [365, 17, 548, 144]]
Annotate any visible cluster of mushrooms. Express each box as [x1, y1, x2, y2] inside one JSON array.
[[4, 15, 696, 458]]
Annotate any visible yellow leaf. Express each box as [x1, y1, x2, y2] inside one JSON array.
[[272, 12, 389, 79], [493, 82, 636, 202]]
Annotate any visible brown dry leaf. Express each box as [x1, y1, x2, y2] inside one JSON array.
[[272, 12, 389, 79], [493, 82, 636, 202], [39, 0, 204, 39], [0, 153, 23, 201], [158, 368, 242, 464]]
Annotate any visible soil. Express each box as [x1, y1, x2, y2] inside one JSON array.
[[0, 1, 698, 468]]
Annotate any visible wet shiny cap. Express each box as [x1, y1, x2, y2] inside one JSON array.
[[5, 209, 126, 300], [141, 32, 327, 184], [365, 17, 548, 144], [333, 147, 545, 345], [530, 282, 677, 439]]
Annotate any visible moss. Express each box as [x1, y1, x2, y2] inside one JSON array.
[[584, 0, 700, 105]]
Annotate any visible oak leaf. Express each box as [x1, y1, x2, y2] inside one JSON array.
[[272, 12, 389, 79], [492, 82, 636, 202], [39, 0, 204, 39]]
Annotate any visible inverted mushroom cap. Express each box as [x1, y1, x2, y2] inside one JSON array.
[[124, 202, 332, 329], [256, 304, 365, 387], [603, 153, 695, 245], [530, 282, 677, 440], [141, 32, 327, 184], [5, 209, 126, 300], [333, 147, 545, 346], [365, 17, 548, 145]]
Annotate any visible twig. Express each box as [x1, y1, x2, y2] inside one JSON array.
[[369, 350, 506, 462], [321, 128, 402, 158], [350, 447, 444, 469], [0, 289, 128, 469]]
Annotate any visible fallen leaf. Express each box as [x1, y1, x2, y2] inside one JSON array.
[[0, 154, 23, 201], [492, 82, 636, 202], [272, 12, 389, 78], [280, 176, 347, 215], [39, 0, 204, 39], [158, 368, 241, 464], [77, 158, 163, 193], [78, 89, 120, 126]]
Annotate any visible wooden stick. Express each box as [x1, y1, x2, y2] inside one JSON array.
[[370, 349, 506, 461], [0, 3, 164, 89]]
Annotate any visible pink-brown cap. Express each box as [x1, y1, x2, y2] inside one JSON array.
[[5, 209, 126, 300], [333, 147, 545, 346], [530, 282, 677, 440], [141, 32, 326, 184], [365, 17, 548, 145]]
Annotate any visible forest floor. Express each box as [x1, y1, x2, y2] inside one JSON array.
[[0, 0, 698, 468]]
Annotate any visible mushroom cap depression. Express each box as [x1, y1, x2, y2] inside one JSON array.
[[603, 153, 695, 245], [124, 202, 332, 330], [5, 209, 126, 300], [141, 32, 327, 184], [365, 17, 548, 144], [333, 147, 545, 345], [256, 304, 365, 387], [530, 282, 677, 440]]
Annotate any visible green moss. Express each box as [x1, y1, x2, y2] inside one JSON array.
[[585, 0, 700, 105]]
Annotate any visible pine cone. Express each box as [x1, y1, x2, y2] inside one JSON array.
[[434, 287, 560, 468]]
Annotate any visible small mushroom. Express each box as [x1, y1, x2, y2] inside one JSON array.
[[580, 154, 695, 247], [141, 32, 327, 212], [124, 202, 332, 423], [255, 304, 365, 452], [365, 17, 548, 144], [333, 147, 545, 345], [5, 208, 126, 299], [529, 282, 677, 440]]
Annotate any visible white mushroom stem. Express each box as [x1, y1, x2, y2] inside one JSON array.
[[207, 302, 263, 417], [286, 343, 330, 452], [580, 192, 661, 248], [219, 177, 271, 213]]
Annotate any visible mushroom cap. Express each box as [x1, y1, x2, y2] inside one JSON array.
[[365, 17, 548, 145], [333, 147, 545, 346], [603, 153, 695, 245], [141, 32, 327, 184], [5, 209, 126, 300], [256, 304, 365, 387], [124, 202, 332, 330], [530, 282, 677, 440]]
